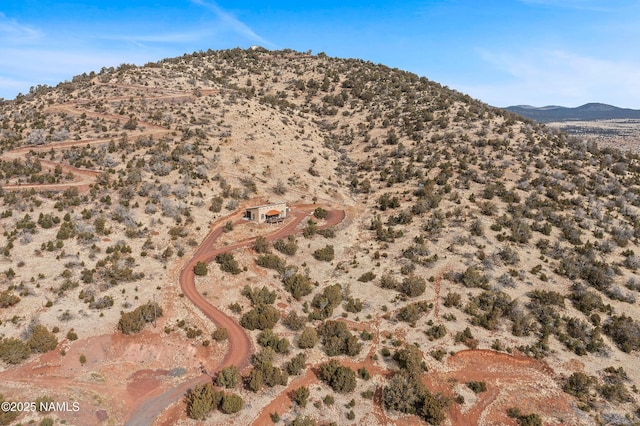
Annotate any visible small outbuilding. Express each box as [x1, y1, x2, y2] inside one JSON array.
[[244, 202, 288, 224]]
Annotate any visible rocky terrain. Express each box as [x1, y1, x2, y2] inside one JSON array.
[[1, 48, 639, 425]]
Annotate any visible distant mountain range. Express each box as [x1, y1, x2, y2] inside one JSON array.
[[505, 103, 640, 122]]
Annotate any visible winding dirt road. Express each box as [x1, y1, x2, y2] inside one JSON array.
[[124, 205, 345, 425], [2, 87, 350, 424]]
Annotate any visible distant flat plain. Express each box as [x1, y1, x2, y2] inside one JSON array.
[[545, 119, 640, 152]]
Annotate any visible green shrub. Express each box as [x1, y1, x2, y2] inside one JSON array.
[[0, 394, 19, 424], [313, 207, 328, 219], [194, 261, 208, 276], [216, 365, 241, 388], [313, 245, 334, 262], [215, 253, 242, 274], [220, 393, 244, 414], [253, 236, 271, 253], [255, 254, 286, 273], [598, 382, 632, 403], [283, 311, 306, 330], [290, 416, 316, 426], [0, 290, 20, 308], [242, 285, 276, 306], [318, 360, 357, 393], [466, 381, 487, 393], [251, 349, 289, 389], [393, 345, 425, 376], [274, 235, 297, 255], [27, 325, 58, 353], [443, 292, 461, 308], [344, 297, 363, 313], [397, 301, 430, 324], [186, 383, 222, 420], [569, 286, 606, 315], [507, 407, 542, 426], [257, 329, 290, 354], [310, 283, 342, 319], [117, 302, 163, 334], [317, 228, 335, 238], [425, 324, 447, 340], [212, 328, 228, 341], [283, 273, 313, 300], [380, 273, 399, 290], [303, 219, 317, 238], [0, 337, 30, 364], [400, 275, 426, 297], [34, 395, 54, 412], [430, 349, 447, 361], [383, 371, 447, 425], [90, 296, 114, 310], [358, 271, 376, 282], [358, 367, 371, 380], [284, 353, 307, 376], [240, 304, 280, 330], [455, 327, 476, 348], [39, 417, 54, 426], [298, 327, 319, 349], [247, 368, 264, 392], [528, 290, 564, 307], [292, 386, 310, 407], [318, 320, 362, 356], [228, 303, 242, 314], [460, 266, 489, 289], [604, 314, 640, 353], [209, 196, 223, 213]]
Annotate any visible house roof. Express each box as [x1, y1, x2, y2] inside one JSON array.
[[246, 202, 286, 210]]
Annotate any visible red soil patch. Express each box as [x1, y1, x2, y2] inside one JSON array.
[[252, 368, 320, 426], [423, 349, 580, 425], [0, 329, 219, 425]]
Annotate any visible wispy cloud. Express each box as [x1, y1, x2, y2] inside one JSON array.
[[0, 12, 41, 42], [190, 0, 276, 48], [465, 48, 640, 108]]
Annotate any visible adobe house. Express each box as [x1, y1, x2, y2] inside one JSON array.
[[244, 202, 288, 224]]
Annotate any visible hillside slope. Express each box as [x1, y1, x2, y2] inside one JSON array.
[[1, 48, 639, 425]]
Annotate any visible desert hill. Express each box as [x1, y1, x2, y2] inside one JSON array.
[[0, 48, 639, 425], [506, 103, 640, 122]]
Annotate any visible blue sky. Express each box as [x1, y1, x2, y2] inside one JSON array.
[[1, 0, 639, 108]]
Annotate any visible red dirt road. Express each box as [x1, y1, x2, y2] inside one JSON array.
[[124, 205, 345, 425], [423, 349, 579, 426]]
